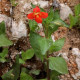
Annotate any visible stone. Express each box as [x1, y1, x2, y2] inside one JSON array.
[[72, 48, 80, 56], [72, 48, 80, 79], [38, 1, 49, 8], [60, 3, 73, 20], [0, 14, 11, 27], [11, 20, 27, 40]]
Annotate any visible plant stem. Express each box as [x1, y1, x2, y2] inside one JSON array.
[[45, 26, 50, 80], [47, 51, 50, 80]]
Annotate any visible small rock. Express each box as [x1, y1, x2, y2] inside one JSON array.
[[51, 35, 55, 42], [23, 3, 31, 11], [60, 3, 73, 20], [72, 48, 80, 57], [0, 14, 11, 27], [72, 48, 80, 79], [38, 1, 49, 8], [11, 20, 27, 40], [61, 53, 69, 61], [53, 0, 60, 8], [38, 23, 43, 28]]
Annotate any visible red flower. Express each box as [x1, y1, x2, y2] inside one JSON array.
[[27, 6, 48, 23]]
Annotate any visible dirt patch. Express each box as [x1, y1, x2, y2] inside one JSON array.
[[59, 0, 80, 6], [53, 27, 80, 79], [0, 0, 80, 80], [54, 27, 80, 52], [0, 0, 11, 16]]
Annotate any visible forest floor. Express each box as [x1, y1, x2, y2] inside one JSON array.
[[0, 0, 80, 80]]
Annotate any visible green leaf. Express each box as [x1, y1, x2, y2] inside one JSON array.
[[19, 58, 25, 64], [2, 70, 14, 80], [0, 21, 13, 47], [35, 52, 45, 61], [0, 48, 8, 58], [48, 24, 59, 37], [43, 9, 60, 25], [51, 19, 69, 28], [10, 0, 18, 7], [49, 57, 68, 74], [29, 20, 38, 31], [43, 9, 68, 37], [0, 58, 6, 63], [29, 70, 40, 75], [31, 3, 36, 8], [20, 72, 33, 80], [40, 7, 45, 12], [21, 68, 29, 73], [69, 14, 78, 28], [2, 54, 20, 80], [50, 70, 60, 80], [12, 55, 20, 80], [30, 32, 49, 55], [44, 8, 54, 24], [53, 10, 60, 20], [49, 38, 65, 52], [13, 3, 18, 6], [0, 21, 5, 34], [69, 4, 80, 28], [22, 49, 34, 60], [75, 4, 80, 16], [51, 77, 59, 80], [50, 70, 60, 78], [0, 34, 13, 47], [0, 48, 8, 63]]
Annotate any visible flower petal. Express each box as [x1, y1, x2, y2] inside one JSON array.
[[41, 12, 48, 18], [33, 6, 40, 12], [27, 13, 34, 19], [35, 16, 42, 23]]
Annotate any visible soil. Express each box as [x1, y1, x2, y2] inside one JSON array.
[[0, 0, 11, 16], [0, 0, 80, 80], [54, 27, 80, 80]]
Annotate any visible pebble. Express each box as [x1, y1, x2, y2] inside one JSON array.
[[38, 1, 49, 8], [60, 3, 73, 20]]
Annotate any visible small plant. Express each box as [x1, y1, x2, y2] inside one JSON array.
[[69, 4, 80, 28], [0, 21, 13, 47], [1, 5, 69, 80], [10, 0, 18, 7], [0, 21, 13, 63], [27, 6, 69, 80]]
